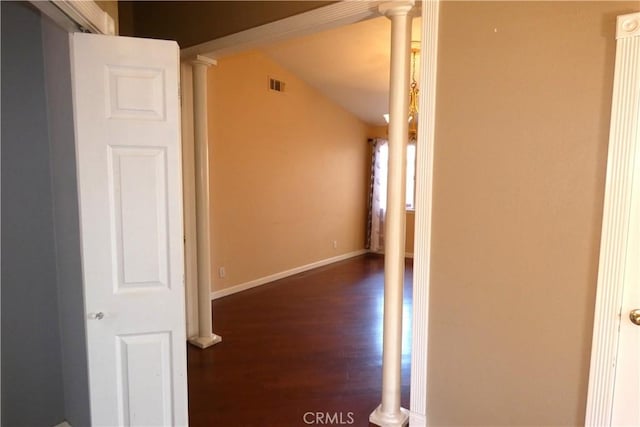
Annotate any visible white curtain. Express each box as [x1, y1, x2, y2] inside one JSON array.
[[370, 139, 388, 252]]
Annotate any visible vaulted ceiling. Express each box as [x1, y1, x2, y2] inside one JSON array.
[[261, 16, 423, 126]]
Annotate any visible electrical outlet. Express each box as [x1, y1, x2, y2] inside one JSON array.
[[332, 240, 338, 249], [218, 267, 226, 278]]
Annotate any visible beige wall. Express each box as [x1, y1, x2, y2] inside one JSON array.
[[208, 50, 369, 292], [368, 125, 387, 139], [428, 2, 638, 426], [405, 210, 415, 255], [121, 1, 333, 47]]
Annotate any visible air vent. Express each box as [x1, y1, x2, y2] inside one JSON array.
[[269, 77, 285, 93]]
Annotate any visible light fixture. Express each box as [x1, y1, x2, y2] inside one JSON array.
[[407, 41, 419, 140], [384, 41, 420, 141]]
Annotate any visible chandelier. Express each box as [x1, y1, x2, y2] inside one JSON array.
[[408, 42, 419, 140], [384, 41, 420, 141]]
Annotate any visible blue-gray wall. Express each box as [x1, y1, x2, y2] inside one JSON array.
[[42, 14, 92, 427], [2, 3, 91, 425], [2, 2, 66, 425]]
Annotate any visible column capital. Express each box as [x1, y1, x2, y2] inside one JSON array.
[[378, 1, 415, 18], [190, 54, 217, 67], [617, 12, 640, 39]]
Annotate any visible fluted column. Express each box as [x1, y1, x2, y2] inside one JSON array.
[[585, 11, 640, 426], [188, 55, 222, 349], [370, 2, 414, 426]]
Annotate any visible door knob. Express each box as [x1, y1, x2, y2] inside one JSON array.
[[88, 312, 104, 320], [630, 309, 640, 326]]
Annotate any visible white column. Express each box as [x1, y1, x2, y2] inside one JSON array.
[[188, 55, 222, 349], [370, 2, 414, 427], [585, 12, 640, 426], [410, 1, 440, 425]]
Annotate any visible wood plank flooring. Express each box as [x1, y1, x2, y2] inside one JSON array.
[[187, 253, 412, 426]]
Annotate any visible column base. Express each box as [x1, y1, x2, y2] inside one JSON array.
[[188, 333, 222, 349], [369, 404, 409, 427]]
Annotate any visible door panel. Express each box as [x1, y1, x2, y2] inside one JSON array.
[[71, 32, 187, 426], [109, 146, 169, 289], [116, 332, 173, 425]]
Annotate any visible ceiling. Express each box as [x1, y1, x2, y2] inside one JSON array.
[[260, 16, 422, 126]]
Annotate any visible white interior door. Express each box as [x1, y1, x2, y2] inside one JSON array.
[[71, 32, 188, 426], [611, 120, 640, 425]]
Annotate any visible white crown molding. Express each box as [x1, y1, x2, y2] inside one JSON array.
[[617, 12, 640, 39], [29, 0, 115, 35], [585, 11, 640, 426], [180, 1, 386, 60], [410, 0, 440, 423], [210, 250, 368, 300]]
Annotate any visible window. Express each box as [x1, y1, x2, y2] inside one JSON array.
[[372, 140, 417, 212], [406, 143, 416, 210], [369, 140, 416, 252]]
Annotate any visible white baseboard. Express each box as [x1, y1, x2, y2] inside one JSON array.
[[210, 249, 368, 300]]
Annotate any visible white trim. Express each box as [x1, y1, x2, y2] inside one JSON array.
[[409, 411, 427, 427], [410, 0, 440, 423], [180, 62, 198, 338], [180, 1, 384, 60], [585, 11, 640, 427], [616, 12, 640, 39], [30, 1, 78, 33], [29, 1, 115, 35], [210, 250, 368, 300], [53, 0, 115, 35]]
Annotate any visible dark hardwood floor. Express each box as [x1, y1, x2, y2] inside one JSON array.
[[187, 253, 413, 426]]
